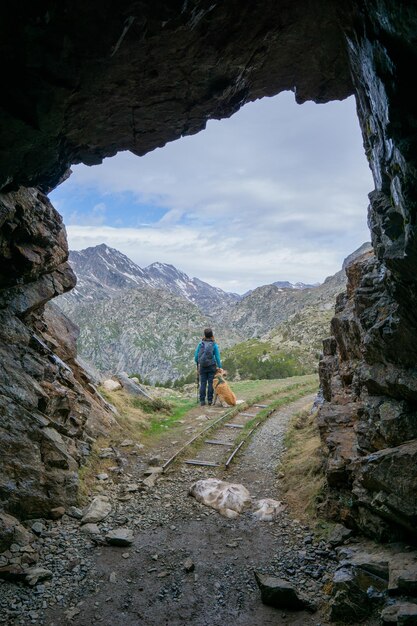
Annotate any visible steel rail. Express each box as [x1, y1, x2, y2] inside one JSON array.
[[161, 405, 236, 473], [161, 383, 316, 474], [225, 407, 276, 469]]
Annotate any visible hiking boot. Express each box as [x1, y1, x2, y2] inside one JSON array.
[[200, 402, 206, 406]]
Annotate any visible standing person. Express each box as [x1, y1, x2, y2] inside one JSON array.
[[195, 328, 222, 406]]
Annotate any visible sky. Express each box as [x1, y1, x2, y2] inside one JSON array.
[[49, 91, 374, 294]]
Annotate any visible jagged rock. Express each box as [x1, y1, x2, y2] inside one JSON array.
[[0, 564, 26, 582], [67, 506, 84, 519], [31, 522, 45, 536], [389, 553, 417, 596], [254, 572, 316, 612], [105, 528, 134, 546], [0, 513, 34, 551], [0, 191, 117, 522], [143, 473, 160, 489], [24, 566, 53, 586], [327, 524, 354, 548], [329, 565, 377, 622], [81, 496, 112, 524], [352, 440, 417, 538], [381, 602, 417, 625], [118, 372, 153, 399], [330, 542, 417, 622], [80, 523, 101, 535]]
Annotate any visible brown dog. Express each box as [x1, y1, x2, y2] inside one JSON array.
[[213, 368, 237, 407]]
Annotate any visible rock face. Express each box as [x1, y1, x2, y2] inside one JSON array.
[[0, 188, 116, 519], [0, 0, 416, 548], [318, 2, 417, 542]]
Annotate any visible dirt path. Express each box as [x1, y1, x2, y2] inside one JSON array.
[[1, 391, 338, 625]]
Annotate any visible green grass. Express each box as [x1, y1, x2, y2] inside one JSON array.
[[231, 374, 317, 404], [280, 406, 327, 522], [240, 383, 318, 435], [142, 396, 196, 437], [181, 377, 318, 464], [222, 338, 313, 380]]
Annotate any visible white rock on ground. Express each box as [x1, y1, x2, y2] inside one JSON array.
[[102, 379, 122, 391], [105, 528, 134, 546], [81, 496, 112, 524], [189, 478, 251, 519], [253, 498, 286, 521]]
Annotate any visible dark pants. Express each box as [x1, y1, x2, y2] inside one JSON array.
[[199, 366, 215, 404]]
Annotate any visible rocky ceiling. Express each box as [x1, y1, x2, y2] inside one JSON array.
[[1, 0, 417, 547], [0, 0, 353, 192]]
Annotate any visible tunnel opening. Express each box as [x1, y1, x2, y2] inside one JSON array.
[[1, 5, 417, 622], [47, 91, 373, 387]]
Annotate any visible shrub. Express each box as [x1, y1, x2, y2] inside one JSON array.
[[132, 397, 172, 414]]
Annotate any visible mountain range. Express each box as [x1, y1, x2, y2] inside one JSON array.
[[61, 243, 239, 316], [56, 242, 372, 383]]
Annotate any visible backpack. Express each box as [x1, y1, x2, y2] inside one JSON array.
[[198, 340, 215, 368]]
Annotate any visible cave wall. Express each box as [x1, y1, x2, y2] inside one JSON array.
[[318, 0, 417, 541], [0, 187, 116, 518], [0, 0, 416, 540]]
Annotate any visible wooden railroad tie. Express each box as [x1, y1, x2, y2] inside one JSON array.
[[184, 460, 220, 467], [253, 404, 268, 408], [205, 439, 232, 446], [239, 412, 257, 417], [224, 423, 244, 428]]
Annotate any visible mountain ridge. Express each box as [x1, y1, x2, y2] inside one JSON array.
[[56, 241, 372, 383], [60, 243, 240, 316]]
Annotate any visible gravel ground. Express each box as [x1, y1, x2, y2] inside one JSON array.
[[1, 393, 338, 626]]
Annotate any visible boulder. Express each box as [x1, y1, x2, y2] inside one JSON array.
[[253, 499, 286, 521], [327, 523, 354, 547], [81, 496, 112, 524], [105, 528, 134, 546], [0, 512, 34, 552], [24, 566, 53, 586], [381, 603, 417, 624], [190, 478, 251, 519], [102, 379, 122, 392], [254, 572, 316, 612]]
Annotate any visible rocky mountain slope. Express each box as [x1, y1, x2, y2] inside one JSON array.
[[243, 280, 318, 297], [267, 242, 373, 366], [64, 285, 241, 383], [59, 244, 240, 316], [220, 243, 373, 373], [57, 242, 371, 383]]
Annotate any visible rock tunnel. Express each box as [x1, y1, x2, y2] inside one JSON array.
[[0, 0, 416, 547]]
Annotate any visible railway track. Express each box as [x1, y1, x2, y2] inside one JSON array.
[[161, 382, 317, 474]]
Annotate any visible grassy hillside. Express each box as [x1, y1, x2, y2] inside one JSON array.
[[221, 338, 313, 380]]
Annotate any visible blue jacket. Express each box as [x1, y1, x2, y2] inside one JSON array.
[[194, 340, 222, 368]]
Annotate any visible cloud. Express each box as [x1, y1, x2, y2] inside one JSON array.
[[51, 91, 374, 292]]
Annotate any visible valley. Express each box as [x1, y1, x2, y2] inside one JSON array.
[[56, 242, 371, 383]]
